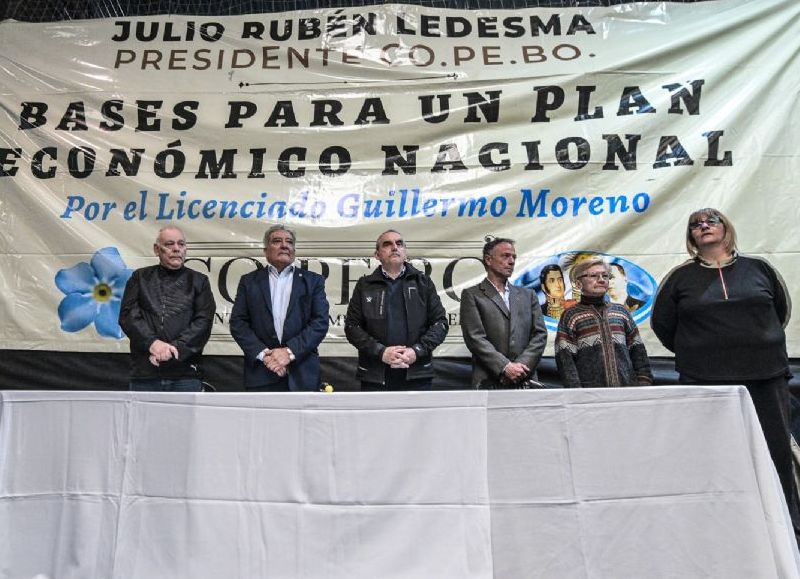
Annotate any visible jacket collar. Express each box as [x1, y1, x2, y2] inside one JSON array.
[[364, 262, 421, 283]]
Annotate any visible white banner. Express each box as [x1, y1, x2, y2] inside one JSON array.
[[1, 0, 798, 356]]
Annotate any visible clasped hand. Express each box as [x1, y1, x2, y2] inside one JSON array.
[[149, 339, 179, 366], [381, 345, 417, 369], [263, 347, 291, 377], [503, 361, 531, 383]]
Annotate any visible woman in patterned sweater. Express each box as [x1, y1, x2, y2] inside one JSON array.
[[555, 258, 653, 388]]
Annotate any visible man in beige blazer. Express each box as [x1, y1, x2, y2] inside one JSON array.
[[460, 238, 547, 389]]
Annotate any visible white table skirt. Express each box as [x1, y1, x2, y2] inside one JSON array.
[[1, 387, 798, 578]]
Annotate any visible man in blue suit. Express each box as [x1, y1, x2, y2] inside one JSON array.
[[230, 225, 329, 391]]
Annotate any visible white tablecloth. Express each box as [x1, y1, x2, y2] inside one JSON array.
[[1, 387, 798, 578]]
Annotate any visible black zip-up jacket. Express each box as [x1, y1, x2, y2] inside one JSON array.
[[119, 265, 216, 379], [344, 263, 448, 384]]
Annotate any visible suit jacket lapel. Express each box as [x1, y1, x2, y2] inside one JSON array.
[[286, 268, 304, 318], [480, 278, 509, 318], [508, 285, 524, 325], [259, 268, 273, 315]]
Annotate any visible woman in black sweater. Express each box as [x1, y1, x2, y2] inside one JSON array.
[[651, 207, 798, 535]]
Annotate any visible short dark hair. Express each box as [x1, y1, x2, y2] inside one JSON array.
[[539, 263, 563, 289], [482, 237, 515, 262]]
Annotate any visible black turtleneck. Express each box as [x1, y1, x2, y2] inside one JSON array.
[[580, 294, 606, 307]]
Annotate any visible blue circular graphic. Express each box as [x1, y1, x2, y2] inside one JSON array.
[[513, 251, 657, 332]]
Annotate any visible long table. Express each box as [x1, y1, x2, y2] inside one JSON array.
[[1, 387, 797, 578]]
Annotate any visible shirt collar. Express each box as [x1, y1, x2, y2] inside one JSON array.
[[488, 278, 510, 294], [381, 264, 406, 280], [268, 264, 294, 277]]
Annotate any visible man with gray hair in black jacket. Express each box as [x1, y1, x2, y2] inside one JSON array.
[[119, 225, 216, 391]]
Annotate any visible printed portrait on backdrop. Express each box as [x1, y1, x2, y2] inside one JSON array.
[[513, 251, 657, 332], [537, 264, 577, 320]]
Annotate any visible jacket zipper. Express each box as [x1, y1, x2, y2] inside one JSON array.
[[716, 262, 729, 299]]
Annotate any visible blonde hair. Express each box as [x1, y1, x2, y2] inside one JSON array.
[[685, 208, 737, 257]]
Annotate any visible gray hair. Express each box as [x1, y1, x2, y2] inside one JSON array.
[[155, 225, 185, 244], [571, 258, 610, 282], [375, 229, 403, 251], [263, 224, 296, 247]]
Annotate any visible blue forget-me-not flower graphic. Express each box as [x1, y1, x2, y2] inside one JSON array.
[[55, 247, 133, 339]]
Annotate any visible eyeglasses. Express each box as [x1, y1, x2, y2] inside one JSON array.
[[688, 216, 721, 230], [579, 273, 611, 281]]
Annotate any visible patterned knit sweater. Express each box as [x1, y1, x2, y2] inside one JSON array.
[[555, 295, 653, 388]]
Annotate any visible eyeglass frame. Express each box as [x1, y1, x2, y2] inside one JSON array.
[[578, 273, 611, 281], [688, 216, 722, 230]]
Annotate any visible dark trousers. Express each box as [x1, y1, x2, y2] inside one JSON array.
[[682, 374, 800, 536], [361, 369, 432, 392], [744, 377, 799, 525], [129, 378, 202, 392], [247, 377, 290, 392]]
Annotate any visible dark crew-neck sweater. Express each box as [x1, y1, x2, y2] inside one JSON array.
[[651, 255, 789, 381]]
